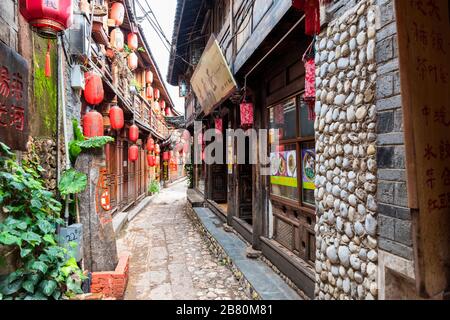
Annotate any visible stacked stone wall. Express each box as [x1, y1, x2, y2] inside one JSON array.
[[314, 0, 378, 300]]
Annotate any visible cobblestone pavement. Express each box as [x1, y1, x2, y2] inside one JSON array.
[[116, 181, 250, 300]]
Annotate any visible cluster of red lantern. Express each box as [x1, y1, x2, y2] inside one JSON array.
[[146, 137, 157, 167]]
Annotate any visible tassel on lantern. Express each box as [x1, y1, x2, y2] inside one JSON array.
[[45, 40, 51, 78]]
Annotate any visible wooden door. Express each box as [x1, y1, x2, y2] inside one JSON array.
[[238, 164, 252, 221], [211, 164, 227, 203]]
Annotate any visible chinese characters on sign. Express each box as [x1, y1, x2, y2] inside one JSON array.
[[0, 41, 29, 150], [396, 0, 450, 297]]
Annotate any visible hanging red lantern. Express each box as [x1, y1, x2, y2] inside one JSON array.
[[19, 0, 73, 38], [110, 28, 124, 51], [83, 110, 104, 137], [240, 102, 254, 127], [109, 106, 124, 130], [146, 137, 155, 151], [154, 88, 160, 100], [146, 86, 153, 100], [159, 100, 166, 111], [147, 154, 155, 167], [145, 70, 153, 84], [215, 118, 223, 135], [128, 52, 138, 71], [162, 151, 170, 161], [129, 124, 139, 143], [127, 32, 138, 51], [110, 2, 125, 27], [128, 145, 139, 162], [84, 72, 104, 105]]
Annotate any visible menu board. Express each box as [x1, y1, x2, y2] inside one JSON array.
[[270, 151, 297, 187], [395, 0, 450, 297]]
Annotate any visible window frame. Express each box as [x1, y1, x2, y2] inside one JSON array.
[[268, 92, 316, 216]]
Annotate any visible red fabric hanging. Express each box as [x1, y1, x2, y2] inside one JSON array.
[[215, 118, 223, 135], [275, 104, 284, 125], [307, 100, 316, 121], [304, 0, 320, 36], [240, 102, 253, 127], [304, 57, 316, 100]]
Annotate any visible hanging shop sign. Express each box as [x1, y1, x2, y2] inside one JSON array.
[[395, 0, 450, 298], [0, 42, 29, 151], [190, 35, 237, 116], [162, 160, 169, 181]]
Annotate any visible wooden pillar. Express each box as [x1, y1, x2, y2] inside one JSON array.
[[227, 104, 238, 226]]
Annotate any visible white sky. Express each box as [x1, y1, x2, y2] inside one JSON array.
[[135, 0, 185, 114]]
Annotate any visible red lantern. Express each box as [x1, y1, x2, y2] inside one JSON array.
[[83, 110, 104, 137], [19, 0, 73, 38], [110, 2, 125, 27], [127, 32, 138, 51], [145, 70, 153, 84], [129, 124, 139, 143], [240, 102, 253, 127], [154, 88, 160, 100], [110, 28, 124, 51], [159, 100, 166, 111], [146, 86, 153, 100], [128, 145, 139, 162], [109, 106, 124, 130], [128, 52, 138, 71], [84, 72, 104, 105], [147, 154, 155, 167], [215, 118, 223, 135], [162, 151, 170, 161], [146, 137, 155, 151]]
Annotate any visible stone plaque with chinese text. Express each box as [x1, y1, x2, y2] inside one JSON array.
[[396, 0, 450, 297], [0, 41, 29, 151]]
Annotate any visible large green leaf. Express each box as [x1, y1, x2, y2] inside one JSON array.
[[77, 136, 114, 149], [22, 231, 42, 246], [20, 248, 32, 258], [24, 292, 47, 300], [22, 280, 35, 294], [39, 280, 57, 297], [0, 141, 14, 157], [30, 261, 48, 274], [1, 279, 23, 295], [26, 273, 41, 286], [0, 232, 21, 245], [72, 119, 85, 141], [58, 169, 87, 196], [37, 220, 55, 234], [43, 234, 56, 245]]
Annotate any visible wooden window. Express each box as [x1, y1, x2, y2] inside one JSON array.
[[268, 94, 315, 210]]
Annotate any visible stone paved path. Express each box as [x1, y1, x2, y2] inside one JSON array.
[[116, 181, 250, 300]]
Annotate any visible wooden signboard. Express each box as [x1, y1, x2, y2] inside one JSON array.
[[0, 41, 29, 151], [163, 160, 169, 181], [190, 35, 237, 116], [395, 0, 450, 298]]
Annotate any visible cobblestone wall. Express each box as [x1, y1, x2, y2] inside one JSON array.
[[314, 0, 378, 300]]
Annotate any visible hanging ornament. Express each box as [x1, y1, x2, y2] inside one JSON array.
[[147, 138, 155, 151], [128, 52, 138, 70], [154, 88, 160, 100], [240, 102, 254, 127], [146, 85, 153, 100], [145, 70, 153, 84], [84, 71, 104, 105], [129, 124, 139, 143], [19, 0, 73, 38], [162, 151, 170, 161], [110, 2, 125, 27], [215, 118, 223, 135], [127, 32, 138, 51], [83, 109, 104, 137], [128, 145, 139, 162], [307, 100, 316, 121], [45, 40, 51, 78], [304, 57, 316, 100], [110, 27, 124, 51], [109, 105, 124, 130], [147, 154, 155, 167]]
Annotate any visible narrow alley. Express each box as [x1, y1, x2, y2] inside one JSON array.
[[116, 181, 250, 300]]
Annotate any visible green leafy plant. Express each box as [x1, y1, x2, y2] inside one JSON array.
[[185, 163, 194, 189], [148, 180, 160, 194], [124, 44, 146, 54], [0, 141, 85, 300], [58, 169, 87, 196]]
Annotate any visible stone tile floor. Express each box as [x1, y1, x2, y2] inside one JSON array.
[[116, 181, 250, 300]]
